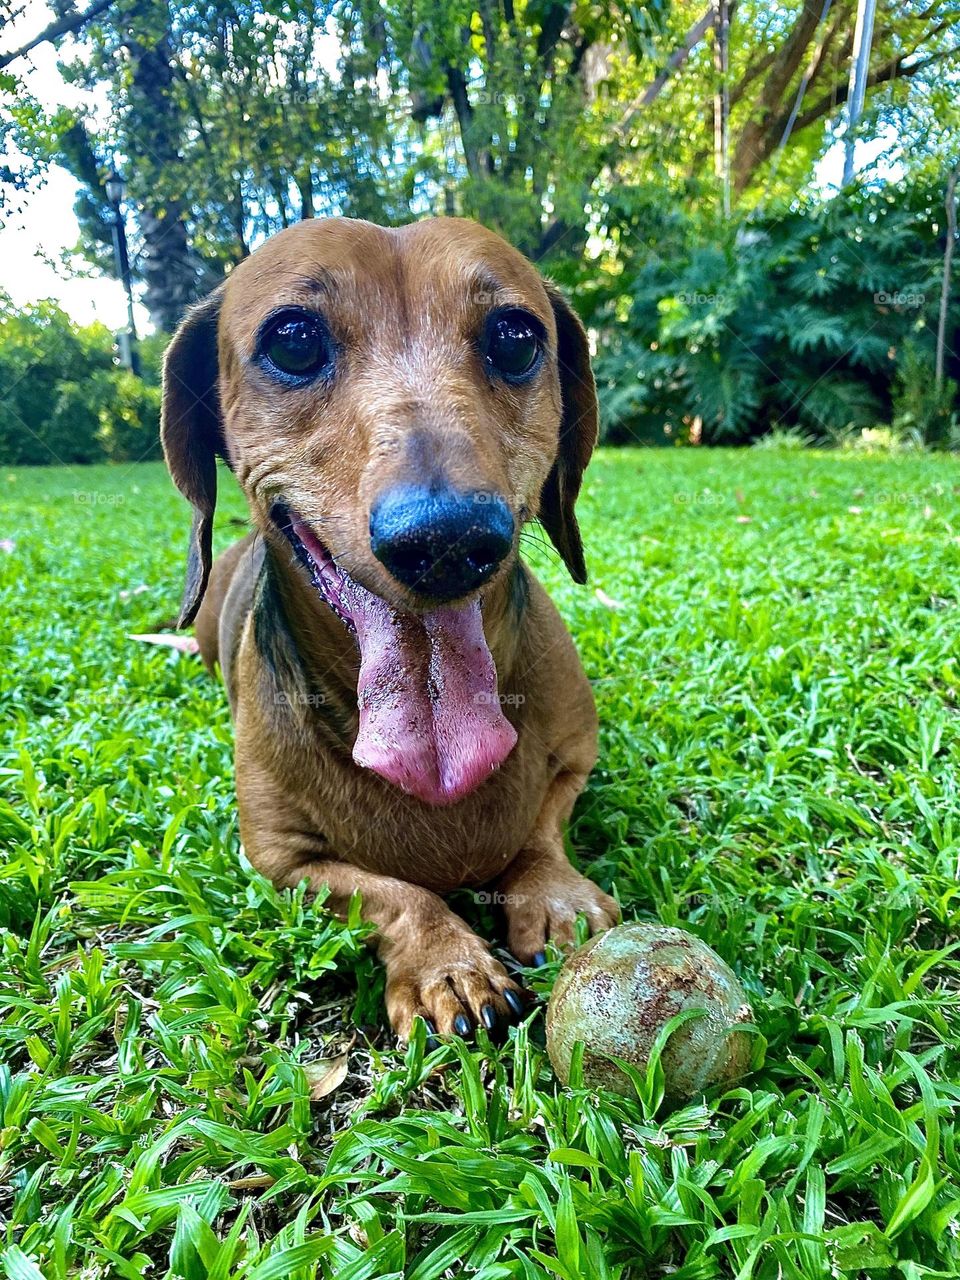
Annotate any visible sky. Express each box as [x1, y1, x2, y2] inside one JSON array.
[[0, 2, 894, 334], [1, 18, 154, 333]]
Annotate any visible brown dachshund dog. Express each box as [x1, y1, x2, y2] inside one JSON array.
[[161, 216, 618, 1040]]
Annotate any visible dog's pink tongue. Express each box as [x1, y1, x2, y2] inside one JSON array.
[[348, 590, 517, 806]]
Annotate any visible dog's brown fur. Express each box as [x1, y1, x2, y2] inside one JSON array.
[[161, 216, 618, 1038]]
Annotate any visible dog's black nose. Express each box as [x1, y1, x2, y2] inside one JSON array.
[[370, 486, 514, 601]]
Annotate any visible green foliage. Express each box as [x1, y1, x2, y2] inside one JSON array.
[[0, 295, 110, 465], [2, 452, 960, 1274], [96, 369, 163, 464], [4, 0, 960, 334], [586, 181, 959, 445], [891, 340, 959, 448], [0, 295, 161, 465]]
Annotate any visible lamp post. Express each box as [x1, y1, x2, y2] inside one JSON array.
[[104, 168, 140, 375]]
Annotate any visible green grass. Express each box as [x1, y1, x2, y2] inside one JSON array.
[[2, 447, 960, 1279]]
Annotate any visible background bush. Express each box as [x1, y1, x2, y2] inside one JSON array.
[[0, 294, 163, 465], [580, 181, 959, 447], [1, 176, 958, 463]]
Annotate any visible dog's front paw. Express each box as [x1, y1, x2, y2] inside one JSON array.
[[384, 916, 527, 1042], [501, 858, 619, 964]]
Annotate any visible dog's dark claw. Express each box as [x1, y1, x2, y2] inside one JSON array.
[[423, 1018, 438, 1050], [454, 1013, 472, 1037], [503, 988, 525, 1017], [532, 951, 547, 967], [481, 1003, 498, 1031]]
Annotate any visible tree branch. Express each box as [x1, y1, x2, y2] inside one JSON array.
[[446, 64, 479, 177], [936, 163, 960, 390], [791, 44, 960, 135], [0, 0, 114, 69], [731, 0, 831, 190], [616, 7, 715, 136], [535, 0, 568, 63]]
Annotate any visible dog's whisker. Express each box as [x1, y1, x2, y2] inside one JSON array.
[[519, 531, 561, 564]]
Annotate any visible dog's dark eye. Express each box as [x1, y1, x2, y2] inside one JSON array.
[[260, 311, 331, 380], [484, 309, 543, 381]]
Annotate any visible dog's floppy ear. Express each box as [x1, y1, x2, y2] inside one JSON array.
[[161, 286, 226, 627], [539, 282, 598, 584]]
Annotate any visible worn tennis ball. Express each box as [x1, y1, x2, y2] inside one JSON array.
[[546, 923, 753, 1098]]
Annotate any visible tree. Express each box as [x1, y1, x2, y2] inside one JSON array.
[[32, 0, 425, 327], [588, 0, 959, 222], [3, 0, 959, 333]]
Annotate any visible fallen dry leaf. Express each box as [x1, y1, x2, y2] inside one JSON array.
[[227, 1174, 276, 1191], [303, 1050, 350, 1099], [595, 588, 625, 610], [129, 633, 200, 654]]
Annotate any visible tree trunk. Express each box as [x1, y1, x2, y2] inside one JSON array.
[[0, 0, 114, 69], [297, 170, 315, 219], [731, 0, 830, 193], [136, 207, 203, 332], [936, 165, 960, 390], [126, 23, 207, 329]]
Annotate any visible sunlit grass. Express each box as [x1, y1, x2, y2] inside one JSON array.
[[1, 448, 959, 1277]]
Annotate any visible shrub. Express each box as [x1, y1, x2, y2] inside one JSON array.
[[97, 369, 162, 463], [0, 296, 111, 464], [890, 339, 958, 447], [0, 293, 164, 465], [582, 180, 959, 446]]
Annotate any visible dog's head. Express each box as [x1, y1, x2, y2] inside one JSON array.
[[162, 216, 597, 804]]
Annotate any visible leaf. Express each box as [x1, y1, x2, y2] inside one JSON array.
[[0, 1247, 45, 1280], [128, 633, 200, 653], [245, 1238, 336, 1280], [824, 1222, 896, 1271], [885, 1156, 937, 1238], [303, 1050, 351, 1100], [547, 1149, 601, 1170]]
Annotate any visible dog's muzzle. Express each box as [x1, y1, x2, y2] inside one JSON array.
[[369, 485, 514, 601]]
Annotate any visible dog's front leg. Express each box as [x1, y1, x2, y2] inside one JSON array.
[[497, 764, 619, 965], [237, 765, 525, 1038], [235, 693, 531, 1037], [269, 857, 526, 1039]]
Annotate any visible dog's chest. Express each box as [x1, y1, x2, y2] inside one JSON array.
[[301, 732, 548, 893]]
